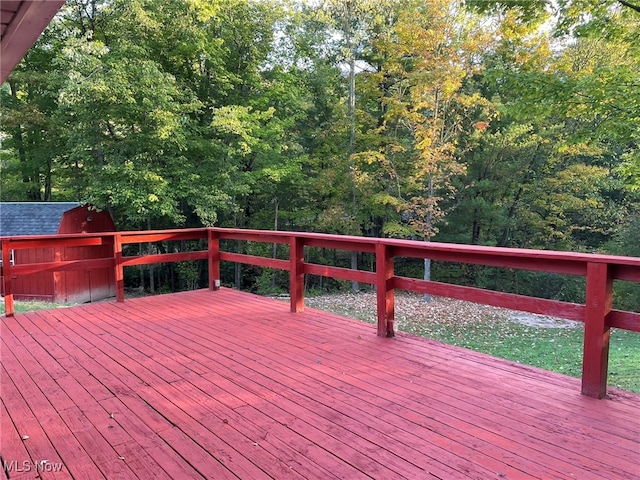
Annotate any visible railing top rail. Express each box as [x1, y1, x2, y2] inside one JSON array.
[[382, 238, 640, 267], [0, 227, 207, 244], [209, 227, 640, 267], [2, 226, 639, 268], [1, 232, 112, 242], [118, 227, 207, 237]]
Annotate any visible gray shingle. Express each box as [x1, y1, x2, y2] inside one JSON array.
[[0, 202, 80, 237]]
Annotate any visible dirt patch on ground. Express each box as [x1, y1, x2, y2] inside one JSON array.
[[304, 291, 582, 329], [507, 313, 581, 329]]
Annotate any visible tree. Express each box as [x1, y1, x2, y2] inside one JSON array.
[[2, 0, 637, 300], [374, 0, 492, 298], [0, 26, 67, 201]]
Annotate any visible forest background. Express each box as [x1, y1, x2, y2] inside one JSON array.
[[1, 0, 639, 310]]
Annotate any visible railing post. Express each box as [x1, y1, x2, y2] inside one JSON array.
[[376, 242, 395, 337], [113, 233, 125, 303], [290, 236, 304, 313], [52, 244, 63, 303], [2, 239, 14, 317], [582, 262, 613, 398], [208, 229, 220, 291]]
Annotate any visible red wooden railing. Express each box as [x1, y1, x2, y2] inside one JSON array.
[[2, 227, 639, 398]]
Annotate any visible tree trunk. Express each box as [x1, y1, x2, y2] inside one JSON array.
[[139, 243, 145, 291], [348, 29, 359, 293], [148, 218, 155, 293], [272, 198, 279, 289], [423, 173, 434, 303], [44, 160, 53, 201], [9, 81, 39, 200], [618, 0, 640, 14], [471, 214, 480, 245], [423, 256, 432, 303], [235, 261, 242, 290]]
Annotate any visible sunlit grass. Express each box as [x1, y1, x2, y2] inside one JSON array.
[[0, 300, 73, 315]]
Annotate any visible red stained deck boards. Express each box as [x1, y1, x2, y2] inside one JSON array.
[[1, 288, 639, 479]]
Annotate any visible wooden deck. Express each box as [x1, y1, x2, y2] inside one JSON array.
[[1, 289, 638, 479]]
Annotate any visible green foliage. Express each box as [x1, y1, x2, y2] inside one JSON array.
[[1, 0, 638, 304], [176, 261, 200, 291], [0, 300, 73, 315]]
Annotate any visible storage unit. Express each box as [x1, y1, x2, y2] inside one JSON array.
[[0, 202, 116, 303]]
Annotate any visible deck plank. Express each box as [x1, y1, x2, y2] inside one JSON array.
[[1, 288, 639, 480]]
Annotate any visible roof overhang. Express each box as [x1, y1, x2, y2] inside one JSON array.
[[1, 0, 67, 84]]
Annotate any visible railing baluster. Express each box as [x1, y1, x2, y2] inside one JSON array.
[[582, 262, 613, 398]]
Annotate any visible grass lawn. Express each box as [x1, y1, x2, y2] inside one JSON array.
[[0, 300, 73, 315], [305, 292, 640, 394]]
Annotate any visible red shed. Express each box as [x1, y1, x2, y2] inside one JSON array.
[[0, 203, 116, 303]]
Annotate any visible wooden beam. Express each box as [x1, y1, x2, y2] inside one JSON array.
[[304, 264, 375, 284], [120, 251, 208, 267], [208, 230, 220, 291], [114, 234, 124, 303], [290, 236, 304, 313], [1, 0, 67, 83], [376, 243, 395, 338], [119, 230, 207, 244], [2, 239, 14, 316], [394, 276, 586, 321], [8, 236, 106, 249], [11, 257, 115, 275], [582, 262, 613, 398], [607, 310, 640, 332]]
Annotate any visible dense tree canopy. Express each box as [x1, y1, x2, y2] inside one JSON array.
[[1, 0, 638, 303]]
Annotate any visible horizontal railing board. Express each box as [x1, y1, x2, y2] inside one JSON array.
[[391, 246, 588, 277], [220, 252, 290, 270], [121, 251, 208, 267], [303, 238, 377, 253], [607, 310, 640, 333], [394, 276, 587, 322], [217, 231, 291, 244], [9, 258, 115, 275], [382, 238, 640, 267], [4, 236, 108, 249], [610, 264, 640, 282], [119, 230, 208, 244], [305, 264, 376, 284]]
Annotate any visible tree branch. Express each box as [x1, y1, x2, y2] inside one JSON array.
[[618, 0, 640, 14]]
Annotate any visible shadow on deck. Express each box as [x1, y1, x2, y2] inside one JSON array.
[[1, 289, 638, 479]]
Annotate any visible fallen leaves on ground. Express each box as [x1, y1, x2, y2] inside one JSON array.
[[304, 291, 556, 331]]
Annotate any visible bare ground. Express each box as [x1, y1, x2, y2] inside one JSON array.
[[303, 291, 581, 329]]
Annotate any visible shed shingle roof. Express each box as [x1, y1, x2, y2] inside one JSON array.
[[0, 202, 80, 237]]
